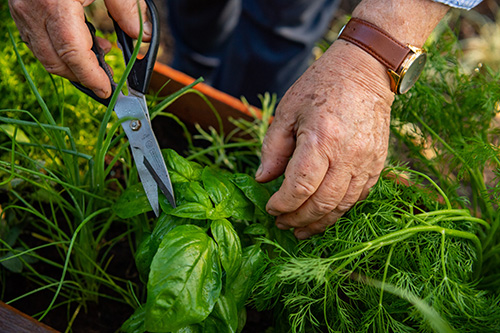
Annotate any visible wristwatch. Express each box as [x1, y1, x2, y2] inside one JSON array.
[[338, 17, 427, 94]]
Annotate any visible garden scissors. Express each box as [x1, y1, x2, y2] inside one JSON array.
[[72, 0, 176, 216]]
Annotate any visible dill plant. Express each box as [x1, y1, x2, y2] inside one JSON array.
[[250, 16, 500, 333]]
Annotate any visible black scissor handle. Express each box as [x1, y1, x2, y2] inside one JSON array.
[[71, 19, 116, 107], [72, 0, 160, 105], [112, 0, 160, 95]]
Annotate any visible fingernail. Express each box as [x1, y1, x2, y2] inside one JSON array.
[[143, 21, 152, 37], [276, 222, 289, 230], [255, 164, 263, 179], [95, 88, 108, 99], [267, 208, 280, 216], [295, 230, 308, 240]]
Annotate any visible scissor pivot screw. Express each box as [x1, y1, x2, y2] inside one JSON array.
[[130, 120, 142, 131]]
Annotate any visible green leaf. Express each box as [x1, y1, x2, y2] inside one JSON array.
[[203, 294, 239, 333], [160, 182, 214, 219], [211, 219, 242, 286], [176, 182, 213, 208], [151, 213, 187, 244], [269, 227, 298, 255], [113, 183, 151, 218], [172, 325, 204, 333], [168, 202, 212, 220], [0, 251, 23, 273], [0, 124, 30, 143], [135, 233, 155, 281], [244, 224, 267, 236], [163, 149, 203, 183], [121, 306, 146, 333], [202, 167, 253, 221], [229, 245, 267, 310], [145, 225, 222, 332], [231, 173, 272, 222], [5, 226, 21, 247]]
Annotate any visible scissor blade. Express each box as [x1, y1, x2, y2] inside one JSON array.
[[114, 94, 176, 215], [143, 156, 176, 208], [135, 155, 160, 217]]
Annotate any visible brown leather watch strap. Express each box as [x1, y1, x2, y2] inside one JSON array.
[[338, 17, 412, 72]]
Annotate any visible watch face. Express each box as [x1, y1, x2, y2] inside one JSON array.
[[399, 52, 427, 94]]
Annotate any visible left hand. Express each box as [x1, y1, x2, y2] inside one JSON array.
[[255, 40, 394, 239]]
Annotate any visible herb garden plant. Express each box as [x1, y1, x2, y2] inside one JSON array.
[[2, 3, 500, 332]]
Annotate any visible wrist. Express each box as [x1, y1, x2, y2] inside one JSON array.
[[324, 40, 393, 100], [352, 0, 449, 47]]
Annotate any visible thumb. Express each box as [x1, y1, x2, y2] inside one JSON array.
[[104, 0, 152, 41], [256, 121, 296, 183]]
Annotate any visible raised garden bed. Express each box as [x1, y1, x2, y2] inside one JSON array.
[[2, 5, 500, 333]]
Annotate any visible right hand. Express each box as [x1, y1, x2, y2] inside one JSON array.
[[8, 0, 151, 99]]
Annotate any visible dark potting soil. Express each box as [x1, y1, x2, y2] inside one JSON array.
[[2, 224, 138, 332]]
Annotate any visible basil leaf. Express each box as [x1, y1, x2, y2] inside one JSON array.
[[202, 167, 253, 221], [229, 244, 267, 310], [243, 223, 267, 236], [175, 182, 213, 208], [237, 308, 247, 333], [113, 183, 151, 218], [169, 203, 212, 220], [145, 225, 222, 332], [151, 214, 188, 243], [121, 306, 146, 333], [211, 219, 242, 286], [202, 167, 232, 204], [173, 325, 204, 333], [231, 174, 272, 221], [162, 149, 203, 183], [0, 251, 23, 273], [203, 294, 238, 333], [160, 182, 214, 219], [135, 233, 155, 281], [269, 227, 298, 255]]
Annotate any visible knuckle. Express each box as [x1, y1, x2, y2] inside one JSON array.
[[44, 62, 66, 75], [8, 0, 23, 13], [336, 200, 356, 212], [310, 198, 336, 215], [57, 47, 80, 64], [301, 223, 328, 237], [292, 178, 316, 199]]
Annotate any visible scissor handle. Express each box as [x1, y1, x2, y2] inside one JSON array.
[[112, 0, 160, 95], [71, 19, 116, 106], [71, 0, 160, 105]]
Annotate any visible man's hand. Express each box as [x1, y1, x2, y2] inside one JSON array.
[[8, 0, 151, 99], [256, 41, 393, 239], [256, 0, 449, 239]]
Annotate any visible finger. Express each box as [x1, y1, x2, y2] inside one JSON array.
[[293, 209, 344, 240], [26, 28, 79, 82], [97, 36, 112, 54], [360, 175, 379, 201], [292, 174, 377, 239], [8, 0, 73, 80], [105, 0, 152, 42], [274, 168, 353, 229], [334, 172, 369, 212], [46, 2, 112, 98], [255, 117, 296, 183], [265, 130, 329, 215]]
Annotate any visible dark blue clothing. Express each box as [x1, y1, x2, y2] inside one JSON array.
[[166, 0, 340, 105]]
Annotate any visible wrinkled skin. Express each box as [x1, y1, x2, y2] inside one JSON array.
[[254, 0, 449, 239], [8, 0, 151, 98], [8, 0, 449, 239], [255, 41, 394, 239]]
